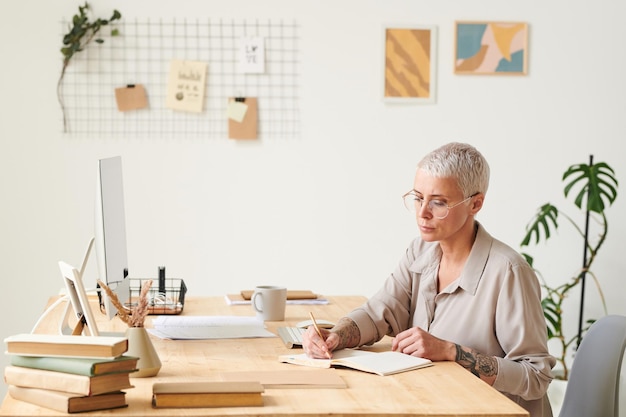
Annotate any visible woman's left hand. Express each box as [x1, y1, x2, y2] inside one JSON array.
[[391, 327, 456, 361]]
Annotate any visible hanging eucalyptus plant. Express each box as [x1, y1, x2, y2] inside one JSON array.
[[58, 2, 121, 132], [520, 157, 618, 380]]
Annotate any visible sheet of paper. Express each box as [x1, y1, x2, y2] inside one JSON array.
[[238, 36, 265, 73], [114, 84, 148, 111], [148, 315, 275, 340], [165, 60, 207, 113], [227, 100, 248, 122]]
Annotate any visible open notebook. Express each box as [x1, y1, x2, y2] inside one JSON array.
[[279, 349, 432, 376]]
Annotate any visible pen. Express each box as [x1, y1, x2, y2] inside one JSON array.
[[158, 266, 166, 295], [309, 312, 324, 340]]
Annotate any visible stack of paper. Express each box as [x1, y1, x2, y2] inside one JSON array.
[[148, 316, 276, 340]]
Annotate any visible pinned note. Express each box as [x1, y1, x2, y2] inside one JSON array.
[[228, 97, 258, 140], [114, 84, 148, 112], [227, 99, 248, 123], [165, 60, 208, 113], [238, 37, 265, 74]]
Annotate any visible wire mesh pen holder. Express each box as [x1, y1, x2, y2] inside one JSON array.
[[129, 278, 187, 315]]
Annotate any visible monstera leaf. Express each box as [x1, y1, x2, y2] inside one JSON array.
[[521, 161, 618, 248], [563, 162, 617, 214], [520, 203, 559, 247]]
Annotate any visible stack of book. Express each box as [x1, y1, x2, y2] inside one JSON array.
[[4, 333, 138, 413]]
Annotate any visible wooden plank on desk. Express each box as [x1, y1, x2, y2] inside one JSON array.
[[240, 290, 319, 300], [219, 369, 347, 388]]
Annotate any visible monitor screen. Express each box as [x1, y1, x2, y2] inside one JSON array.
[[95, 156, 130, 319]]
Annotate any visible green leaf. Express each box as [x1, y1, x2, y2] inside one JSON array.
[[541, 299, 560, 339], [59, 1, 124, 133], [78, 2, 89, 16], [563, 161, 618, 214], [60, 47, 73, 58], [60, 3, 122, 59], [520, 203, 559, 247]]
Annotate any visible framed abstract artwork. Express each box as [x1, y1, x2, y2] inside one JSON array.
[[454, 21, 528, 75], [383, 25, 437, 103]]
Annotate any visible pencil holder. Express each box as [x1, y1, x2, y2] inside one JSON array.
[[129, 278, 187, 315]]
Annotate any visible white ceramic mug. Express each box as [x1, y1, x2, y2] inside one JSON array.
[[251, 286, 287, 321]]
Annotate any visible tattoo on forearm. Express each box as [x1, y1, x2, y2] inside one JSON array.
[[332, 318, 361, 350], [455, 344, 498, 379]]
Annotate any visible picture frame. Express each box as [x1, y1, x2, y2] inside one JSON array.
[[58, 260, 101, 336], [383, 25, 437, 103], [454, 21, 528, 75]]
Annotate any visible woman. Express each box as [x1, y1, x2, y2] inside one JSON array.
[[303, 142, 555, 417]]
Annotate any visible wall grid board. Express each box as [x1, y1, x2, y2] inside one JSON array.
[[59, 18, 301, 139]]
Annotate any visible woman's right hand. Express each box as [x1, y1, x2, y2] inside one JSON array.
[[302, 326, 337, 358], [302, 317, 361, 358]]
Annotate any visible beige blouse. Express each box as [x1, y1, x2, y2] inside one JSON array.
[[347, 222, 556, 417]]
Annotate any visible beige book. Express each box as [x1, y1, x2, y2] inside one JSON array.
[[4, 333, 128, 359], [152, 381, 264, 408], [4, 366, 133, 396], [8, 386, 127, 413]]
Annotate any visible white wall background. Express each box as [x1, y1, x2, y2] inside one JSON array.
[[2, 0, 626, 406]]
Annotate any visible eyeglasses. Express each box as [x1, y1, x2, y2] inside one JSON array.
[[402, 191, 477, 219]]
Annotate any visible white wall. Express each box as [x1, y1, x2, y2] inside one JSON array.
[[2, 0, 626, 404]]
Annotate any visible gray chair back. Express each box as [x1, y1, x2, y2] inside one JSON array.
[[559, 315, 626, 417]]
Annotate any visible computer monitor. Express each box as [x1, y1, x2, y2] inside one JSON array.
[[95, 156, 130, 320]]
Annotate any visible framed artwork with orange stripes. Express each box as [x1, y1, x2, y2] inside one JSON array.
[[454, 21, 528, 75], [383, 25, 438, 103]]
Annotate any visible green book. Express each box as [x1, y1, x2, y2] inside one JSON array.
[[10, 355, 138, 376]]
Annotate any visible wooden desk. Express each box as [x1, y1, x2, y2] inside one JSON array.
[[1, 296, 528, 416]]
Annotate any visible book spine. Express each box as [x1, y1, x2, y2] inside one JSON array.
[[8, 385, 69, 413], [153, 393, 263, 408], [4, 366, 91, 396], [10, 355, 94, 376], [5, 335, 128, 358]]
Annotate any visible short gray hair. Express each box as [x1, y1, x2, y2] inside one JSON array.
[[417, 142, 490, 196]]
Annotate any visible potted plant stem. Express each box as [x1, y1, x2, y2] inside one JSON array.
[[520, 155, 618, 380]]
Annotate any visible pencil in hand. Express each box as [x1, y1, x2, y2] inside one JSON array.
[[309, 312, 331, 358], [309, 312, 324, 339]]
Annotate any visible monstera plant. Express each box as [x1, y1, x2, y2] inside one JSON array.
[[520, 156, 618, 380]]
